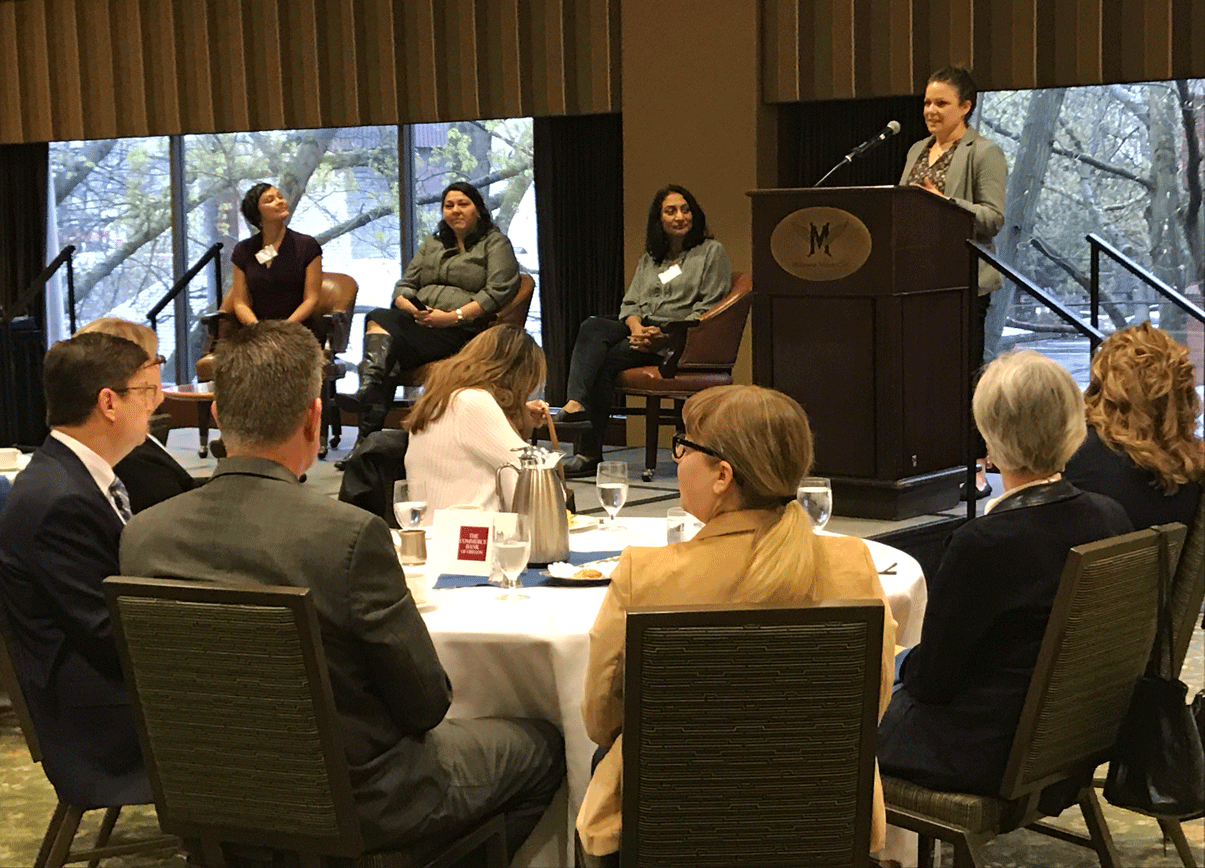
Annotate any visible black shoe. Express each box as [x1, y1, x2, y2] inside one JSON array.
[[960, 480, 993, 501], [562, 454, 601, 478], [554, 407, 590, 425]]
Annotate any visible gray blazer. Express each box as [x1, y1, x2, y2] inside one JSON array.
[[900, 125, 1008, 293], [120, 456, 453, 849]]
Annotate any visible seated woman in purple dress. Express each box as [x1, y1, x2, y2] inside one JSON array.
[[227, 183, 323, 332], [1064, 321, 1203, 530]]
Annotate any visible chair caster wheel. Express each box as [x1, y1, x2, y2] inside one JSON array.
[[642, 469, 655, 482], [198, 446, 208, 458]]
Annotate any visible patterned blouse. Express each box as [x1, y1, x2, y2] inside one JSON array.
[[905, 138, 960, 191]]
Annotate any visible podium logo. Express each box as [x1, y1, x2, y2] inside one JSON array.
[[770, 206, 872, 281]]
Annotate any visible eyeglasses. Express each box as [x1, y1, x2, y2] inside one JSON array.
[[113, 384, 162, 398], [143, 354, 167, 369], [671, 432, 723, 462]]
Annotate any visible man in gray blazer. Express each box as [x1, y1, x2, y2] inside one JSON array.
[[120, 321, 563, 861]]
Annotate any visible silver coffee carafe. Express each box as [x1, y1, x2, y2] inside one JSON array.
[[496, 446, 570, 565]]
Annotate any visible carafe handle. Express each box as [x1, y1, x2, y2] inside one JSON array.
[[495, 463, 519, 511]]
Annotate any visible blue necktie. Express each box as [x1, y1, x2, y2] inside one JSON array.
[[108, 477, 132, 522]]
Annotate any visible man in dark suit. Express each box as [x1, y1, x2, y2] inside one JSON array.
[[0, 331, 162, 807], [121, 321, 563, 860]]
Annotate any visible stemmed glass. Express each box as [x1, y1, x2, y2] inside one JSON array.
[[796, 476, 833, 531], [493, 515, 531, 602], [392, 480, 428, 529], [596, 461, 629, 531]]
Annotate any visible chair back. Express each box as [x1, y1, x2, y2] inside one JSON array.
[[621, 601, 884, 868], [999, 528, 1163, 801], [0, 603, 42, 762], [493, 273, 536, 330], [1166, 492, 1205, 677], [675, 271, 753, 371], [104, 577, 364, 860], [312, 272, 359, 356]]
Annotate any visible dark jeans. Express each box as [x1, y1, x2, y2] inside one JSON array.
[[565, 317, 661, 456], [407, 718, 565, 865], [366, 307, 480, 375], [970, 292, 992, 460]]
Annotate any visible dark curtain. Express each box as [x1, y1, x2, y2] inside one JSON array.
[[1, 142, 50, 447], [533, 113, 624, 405], [779, 94, 927, 188]]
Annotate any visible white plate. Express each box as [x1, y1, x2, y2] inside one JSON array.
[[546, 556, 619, 581], [568, 515, 600, 533]]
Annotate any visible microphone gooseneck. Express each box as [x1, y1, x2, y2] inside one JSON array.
[[812, 120, 902, 187]]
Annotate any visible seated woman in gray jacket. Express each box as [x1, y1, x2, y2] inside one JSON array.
[[558, 184, 731, 477], [343, 182, 520, 443]]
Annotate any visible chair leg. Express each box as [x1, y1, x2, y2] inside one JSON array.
[[643, 396, 660, 482], [87, 807, 121, 868], [1159, 818, 1198, 868], [34, 802, 71, 868], [318, 381, 332, 459], [42, 803, 85, 868], [1077, 786, 1122, 868], [916, 833, 936, 868], [950, 832, 988, 868], [197, 400, 211, 458]]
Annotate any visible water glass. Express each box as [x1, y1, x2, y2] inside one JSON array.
[[493, 515, 531, 602], [666, 507, 702, 543], [596, 461, 629, 531], [797, 476, 833, 531], [392, 480, 428, 529]]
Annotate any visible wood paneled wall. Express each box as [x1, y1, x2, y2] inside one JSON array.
[[763, 0, 1205, 102], [0, 0, 620, 144]]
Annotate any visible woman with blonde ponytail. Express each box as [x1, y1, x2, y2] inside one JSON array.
[[576, 385, 896, 862]]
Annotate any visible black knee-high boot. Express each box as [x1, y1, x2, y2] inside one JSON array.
[[348, 332, 393, 410], [357, 403, 389, 442]]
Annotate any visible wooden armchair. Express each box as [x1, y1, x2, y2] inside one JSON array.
[[104, 576, 507, 868], [193, 272, 358, 458], [614, 271, 753, 480], [621, 601, 884, 865], [883, 527, 1166, 868], [0, 607, 177, 868]]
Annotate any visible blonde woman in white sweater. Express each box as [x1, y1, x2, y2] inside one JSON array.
[[405, 325, 547, 511]]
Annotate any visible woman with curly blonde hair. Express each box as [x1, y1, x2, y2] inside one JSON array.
[[404, 324, 547, 511], [1064, 321, 1203, 529]]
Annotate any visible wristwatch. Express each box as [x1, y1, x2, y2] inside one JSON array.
[[455, 308, 464, 323]]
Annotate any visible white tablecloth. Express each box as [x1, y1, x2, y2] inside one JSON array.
[[419, 517, 926, 867]]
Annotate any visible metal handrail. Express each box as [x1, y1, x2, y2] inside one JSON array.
[[3, 245, 76, 328], [968, 240, 1106, 351], [146, 243, 224, 330], [1086, 233, 1205, 329]]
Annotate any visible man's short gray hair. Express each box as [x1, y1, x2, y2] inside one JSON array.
[[213, 321, 323, 449], [973, 350, 1086, 475]]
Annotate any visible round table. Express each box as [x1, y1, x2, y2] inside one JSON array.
[[160, 383, 215, 457], [415, 516, 927, 868]]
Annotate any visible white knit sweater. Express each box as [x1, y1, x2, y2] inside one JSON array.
[[404, 388, 528, 512]]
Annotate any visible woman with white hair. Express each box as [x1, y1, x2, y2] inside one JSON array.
[[877, 350, 1132, 795]]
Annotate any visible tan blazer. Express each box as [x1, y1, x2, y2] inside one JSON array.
[[577, 508, 897, 855]]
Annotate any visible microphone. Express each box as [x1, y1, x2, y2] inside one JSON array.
[[812, 120, 901, 187], [845, 120, 901, 160]]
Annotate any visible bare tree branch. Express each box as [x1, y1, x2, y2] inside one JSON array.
[[55, 141, 116, 204], [1028, 236, 1130, 329], [980, 116, 1153, 190]]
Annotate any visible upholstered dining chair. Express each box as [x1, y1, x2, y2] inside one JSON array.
[[613, 271, 753, 481], [620, 600, 884, 867], [883, 527, 1167, 868], [0, 607, 178, 868], [192, 272, 358, 459], [104, 576, 507, 868]]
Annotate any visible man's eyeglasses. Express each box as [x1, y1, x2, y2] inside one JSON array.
[[113, 384, 162, 398], [143, 354, 167, 368]]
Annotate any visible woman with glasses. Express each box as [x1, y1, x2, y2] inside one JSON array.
[[577, 384, 896, 862], [74, 318, 195, 514], [404, 325, 547, 512]]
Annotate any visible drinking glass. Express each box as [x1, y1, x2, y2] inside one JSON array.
[[392, 480, 428, 529], [493, 515, 531, 602], [797, 476, 833, 531], [596, 461, 629, 531]]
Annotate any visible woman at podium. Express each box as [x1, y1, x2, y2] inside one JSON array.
[[901, 66, 1007, 499]]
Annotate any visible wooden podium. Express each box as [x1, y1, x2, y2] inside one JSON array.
[[748, 186, 975, 520]]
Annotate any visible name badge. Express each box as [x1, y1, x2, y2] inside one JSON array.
[[255, 245, 278, 265], [658, 264, 682, 284]]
